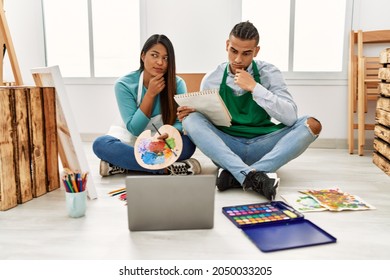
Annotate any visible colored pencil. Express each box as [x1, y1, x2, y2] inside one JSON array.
[[108, 187, 126, 195], [110, 190, 126, 197], [61, 170, 88, 193]]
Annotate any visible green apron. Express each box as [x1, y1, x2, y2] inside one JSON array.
[[217, 61, 285, 138]]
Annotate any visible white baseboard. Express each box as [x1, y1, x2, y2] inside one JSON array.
[[81, 133, 101, 142], [80, 133, 374, 151], [308, 138, 374, 150]]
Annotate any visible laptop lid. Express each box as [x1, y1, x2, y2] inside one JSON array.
[[126, 174, 216, 231]]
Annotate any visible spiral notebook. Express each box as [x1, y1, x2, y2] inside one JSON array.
[[174, 89, 232, 127]]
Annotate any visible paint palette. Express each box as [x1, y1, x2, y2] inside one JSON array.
[[222, 201, 337, 252], [134, 125, 183, 170], [222, 201, 304, 228]]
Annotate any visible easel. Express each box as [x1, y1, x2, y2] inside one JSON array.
[[0, 0, 23, 85], [0, 2, 97, 200], [31, 66, 97, 200]]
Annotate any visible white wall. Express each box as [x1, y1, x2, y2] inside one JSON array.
[[3, 0, 45, 85], [352, 0, 390, 56], [141, 0, 241, 73], [3, 0, 390, 147]]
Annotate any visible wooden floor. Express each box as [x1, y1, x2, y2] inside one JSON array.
[[0, 143, 389, 260]]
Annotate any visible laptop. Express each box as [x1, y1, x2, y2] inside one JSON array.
[[126, 174, 216, 231]]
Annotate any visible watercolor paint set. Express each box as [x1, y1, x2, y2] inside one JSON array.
[[222, 201, 336, 252]]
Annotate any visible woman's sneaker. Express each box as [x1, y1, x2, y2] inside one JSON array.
[[100, 160, 126, 177], [167, 158, 202, 175]]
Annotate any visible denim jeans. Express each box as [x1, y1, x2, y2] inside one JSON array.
[[92, 134, 196, 174], [182, 112, 318, 184]]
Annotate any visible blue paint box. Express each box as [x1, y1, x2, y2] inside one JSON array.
[[222, 201, 337, 252]]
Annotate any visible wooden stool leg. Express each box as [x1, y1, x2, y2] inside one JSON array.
[[357, 57, 365, 156], [348, 81, 355, 154], [348, 31, 357, 154]]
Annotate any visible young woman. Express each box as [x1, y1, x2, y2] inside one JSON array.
[[93, 34, 200, 176]]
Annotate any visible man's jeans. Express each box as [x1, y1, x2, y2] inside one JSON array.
[[183, 112, 318, 184]]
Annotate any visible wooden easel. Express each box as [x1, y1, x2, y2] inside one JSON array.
[[31, 66, 97, 200], [0, 0, 23, 85]]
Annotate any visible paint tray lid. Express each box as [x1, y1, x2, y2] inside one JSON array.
[[242, 219, 337, 252]]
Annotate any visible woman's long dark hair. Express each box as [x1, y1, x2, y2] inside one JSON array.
[[139, 34, 178, 125]]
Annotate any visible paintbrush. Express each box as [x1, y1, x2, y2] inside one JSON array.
[[152, 123, 177, 157]]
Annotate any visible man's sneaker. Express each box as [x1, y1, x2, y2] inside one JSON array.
[[100, 160, 126, 177], [242, 170, 279, 200], [167, 158, 201, 175], [216, 169, 241, 191]]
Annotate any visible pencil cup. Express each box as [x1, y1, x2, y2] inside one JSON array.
[[65, 191, 87, 218]]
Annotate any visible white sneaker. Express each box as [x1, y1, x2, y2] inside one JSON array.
[[167, 158, 202, 175], [99, 160, 126, 177]]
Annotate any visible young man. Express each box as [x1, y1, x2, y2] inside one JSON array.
[[178, 21, 321, 200]]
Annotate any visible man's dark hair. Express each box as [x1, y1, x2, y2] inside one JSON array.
[[229, 21, 259, 45]]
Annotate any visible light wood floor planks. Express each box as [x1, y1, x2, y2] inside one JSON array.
[[0, 143, 389, 260]]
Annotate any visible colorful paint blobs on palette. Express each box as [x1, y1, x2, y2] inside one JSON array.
[[138, 138, 176, 165], [134, 125, 183, 170], [222, 202, 303, 228]]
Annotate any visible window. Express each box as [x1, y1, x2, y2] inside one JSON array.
[[242, 0, 350, 77], [293, 0, 346, 72], [42, 0, 140, 78], [242, 0, 290, 71], [43, 0, 351, 80]]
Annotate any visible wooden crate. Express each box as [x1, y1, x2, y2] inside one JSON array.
[[0, 86, 59, 211], [0, 88, 18, 210], [373, 54, 390, 175]]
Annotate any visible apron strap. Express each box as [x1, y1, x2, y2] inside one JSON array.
[[137, 71, 144, 106]]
